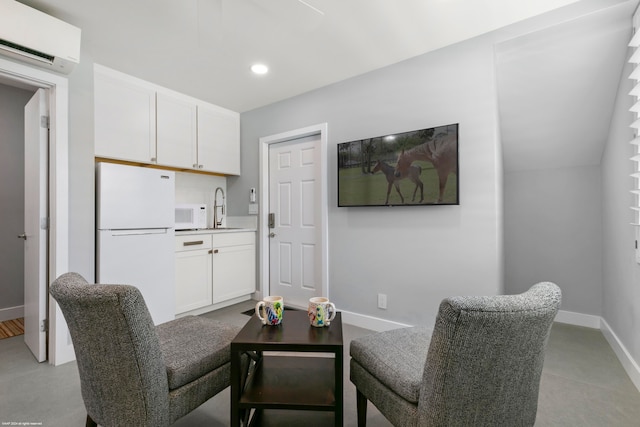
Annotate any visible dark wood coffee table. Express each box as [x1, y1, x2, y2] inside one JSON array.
[[230, 310, 344, 426]]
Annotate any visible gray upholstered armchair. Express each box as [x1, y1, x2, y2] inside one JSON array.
[[50, 272, 242, 427], [350, 282, 561, 427]]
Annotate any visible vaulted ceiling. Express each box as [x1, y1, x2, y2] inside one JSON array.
[[496, 1, 634, 171], [18, 0, 588, 112], [14, 0, 638, 171]]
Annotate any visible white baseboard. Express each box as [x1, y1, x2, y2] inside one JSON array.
[[340, 309, 602, 333], [342, 309, 604, 333], [554, 309, 602, 329], [340, 310, 413, 332], [0, 306, 23, 322], [600, 318, 640, 392], [338, 308, 640, 393], [550, 310, 640, 393]]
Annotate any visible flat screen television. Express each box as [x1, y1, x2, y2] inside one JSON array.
[[337, 123, 458, 207]]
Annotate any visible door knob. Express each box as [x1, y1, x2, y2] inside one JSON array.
[[269, 232, 276, 238], [17, 233, 27, 240]]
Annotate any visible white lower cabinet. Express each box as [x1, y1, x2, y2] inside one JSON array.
[[175, 231, 255, 315], [211, 232, 256, 303], [175, 235, 213, 314]]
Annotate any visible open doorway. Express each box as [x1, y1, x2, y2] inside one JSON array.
[[0, 57, 72, 365], [0, 82, 48, 362], [0, 85, 35, 315]]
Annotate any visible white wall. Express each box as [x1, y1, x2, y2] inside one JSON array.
[[601, 47, 640, 367], [66, 53, 95, 282], [235, 34, 504, 327], [504, 166, 603, 314], [175, 172, 227, 229]]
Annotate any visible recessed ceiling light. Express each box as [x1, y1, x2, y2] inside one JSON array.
[[251, 64, 269, 75]]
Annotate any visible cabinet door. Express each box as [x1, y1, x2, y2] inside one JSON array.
[[157, 92, 198, 169], [94, 70, 156, 163], [175, 248, 213, 314], [211, 244, 255, 303], [197, 103, 240, 175]]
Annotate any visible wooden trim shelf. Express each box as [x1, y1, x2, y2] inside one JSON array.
[[94, 157, 226, 177]]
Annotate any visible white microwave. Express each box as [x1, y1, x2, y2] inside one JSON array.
[[175, 204, 207, 230]]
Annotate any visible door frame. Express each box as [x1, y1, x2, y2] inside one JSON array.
[[0, 57, 72, 365], [258, 123, 329, 302]]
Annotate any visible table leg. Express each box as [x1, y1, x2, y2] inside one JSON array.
[[231, 348, 241, 427], [335, 347, 344, 427]]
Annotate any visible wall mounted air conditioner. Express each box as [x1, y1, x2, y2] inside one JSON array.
[[0, 0, 81, 74]]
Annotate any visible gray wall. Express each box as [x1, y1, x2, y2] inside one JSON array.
[[602, 48, 640, 365], [504, 166, 603, 314], [0, 83, 36, 312], [233, 33, 504, 327]]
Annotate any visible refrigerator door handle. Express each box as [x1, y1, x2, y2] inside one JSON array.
[[108, 228, 171, 236]]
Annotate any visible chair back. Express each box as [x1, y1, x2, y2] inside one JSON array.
[[419, 282, 561, 426], [50, 272, 171, 427]]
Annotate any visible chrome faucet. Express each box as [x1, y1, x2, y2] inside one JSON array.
[[214, 187, 225, 228]]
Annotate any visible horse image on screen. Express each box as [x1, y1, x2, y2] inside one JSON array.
[[337, 123, 458, 207]]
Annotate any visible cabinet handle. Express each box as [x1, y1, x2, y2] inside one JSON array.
[[183, 240, 204, 246], [213, 249, 219, 254], [208, 249, 213, 254], [198, 164, 204, 169], [193, 163, 198, 168]]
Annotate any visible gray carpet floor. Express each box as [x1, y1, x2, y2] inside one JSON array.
[[1, 299, 639, 426]]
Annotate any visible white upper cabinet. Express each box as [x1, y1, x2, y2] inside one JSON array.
[[94, 66, 156, 164], [94, 65, 240, 175], [198, 103, 241, 175], [156, 92, 198, 170]]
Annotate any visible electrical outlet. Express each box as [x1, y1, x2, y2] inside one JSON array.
[[378, 293, 387, 309]]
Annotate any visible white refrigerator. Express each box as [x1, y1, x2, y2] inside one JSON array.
[[96, 162, 175, 325]]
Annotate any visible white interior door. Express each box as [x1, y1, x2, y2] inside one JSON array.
[[269, 135, 323, 308], [23, 88, 48, 362]]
